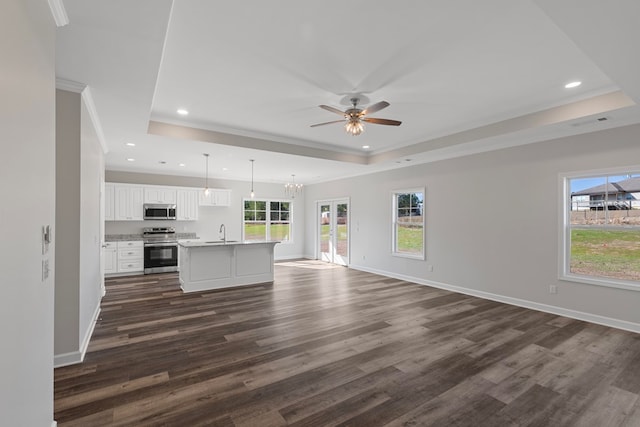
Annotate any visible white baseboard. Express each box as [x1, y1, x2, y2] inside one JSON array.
[[350, 264, 640, 334], [80, 303, 101, 356], [275, 254, 308, 261], [53, 350, 83, 368], [54, 303, 101, 368], [52, 421, 57, 427]]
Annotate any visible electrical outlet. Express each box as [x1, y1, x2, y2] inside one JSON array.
[[42, 259, 50, 281], [549, 284, 557, 294]]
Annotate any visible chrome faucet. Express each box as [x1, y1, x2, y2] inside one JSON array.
[[219, 224, 226, 243]]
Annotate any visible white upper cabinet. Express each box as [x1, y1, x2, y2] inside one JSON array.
[[114, 185, 144, 221], [144, 187, 177, 204], [104, 183, 115, 221], [105, 183, 228, 221], [199, 189, 231, 206], [176, 189, 199, 221]]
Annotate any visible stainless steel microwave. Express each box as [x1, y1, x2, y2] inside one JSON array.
[[143, 204, 177, 220]]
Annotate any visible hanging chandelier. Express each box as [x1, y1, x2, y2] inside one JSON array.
[[284, 174, 303, 198]]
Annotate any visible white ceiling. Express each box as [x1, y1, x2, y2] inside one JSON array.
[[56, 0, 640, 185]]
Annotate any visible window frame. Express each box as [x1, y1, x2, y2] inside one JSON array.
[[242, 198, 293, 244], [391, 187, 426, 260], [560, 167, 640, 291]]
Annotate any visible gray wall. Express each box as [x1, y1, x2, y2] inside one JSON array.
[[55, 89, 81, 356], [54, 89, 104, 365], [105, 171, 305, 259], [0, 0, 56, 424], [305, 123, 640, 330]]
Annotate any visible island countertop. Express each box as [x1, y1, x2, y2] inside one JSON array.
[[178, 240, 279, 292], [178, 240, 280, 248]]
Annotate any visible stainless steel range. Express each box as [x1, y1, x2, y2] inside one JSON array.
[[143, 227, 178, 274]]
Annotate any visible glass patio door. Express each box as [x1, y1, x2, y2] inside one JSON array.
[[317, 199, 349, 266]]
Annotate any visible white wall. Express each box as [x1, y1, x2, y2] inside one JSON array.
[[79, 96, 104, 356], [0, 0, 56, 425], [105, 171, 305, 260], [305, 123, 640, 330]]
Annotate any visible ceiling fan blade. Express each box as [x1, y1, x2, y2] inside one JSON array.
[[310, 119, 345, 127], [362, 101, 390, 116], [319, 105, 346, 116], [363, 117, 402, 126]]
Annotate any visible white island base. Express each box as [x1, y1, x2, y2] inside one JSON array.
[[178, 241, 278, 293]]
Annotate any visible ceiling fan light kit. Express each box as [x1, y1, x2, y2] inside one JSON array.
[[311, 97, 401, 136], [345, 118, 364, 136]]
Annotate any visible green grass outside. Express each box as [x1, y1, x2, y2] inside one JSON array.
[[244, 223, 289, 241], [397, 225, 423, 254], [320, 224, 347, 240], [571, 229, 640, 281]]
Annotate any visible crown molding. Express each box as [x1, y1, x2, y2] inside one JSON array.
[[81, 87, 109, 154], [55, 79, 109, 154], [55, 78, 85, 93], [47, 0, 69, 27]]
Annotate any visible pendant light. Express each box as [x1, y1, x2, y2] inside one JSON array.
[[284, 174, 303, 198], [203, 153, 210, 196], [249, 159, 255, 199]]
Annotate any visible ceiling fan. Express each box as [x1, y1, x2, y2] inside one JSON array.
[[311, 97, 402, 136]]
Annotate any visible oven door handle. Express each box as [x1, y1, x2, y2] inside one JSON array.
[[144, 242, 178, 247]]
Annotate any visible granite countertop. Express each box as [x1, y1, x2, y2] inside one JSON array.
[[105, 234, 143, 242], [106, 232, 197, 242], [179, 240, 279, 248]]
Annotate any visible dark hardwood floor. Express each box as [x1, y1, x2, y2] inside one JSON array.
[[55, 260, 640, 426]]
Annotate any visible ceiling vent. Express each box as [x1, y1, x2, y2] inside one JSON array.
[[570, 116, 611, 127]]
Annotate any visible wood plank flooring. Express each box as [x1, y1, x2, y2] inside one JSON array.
[[54, 260, 640, 426]]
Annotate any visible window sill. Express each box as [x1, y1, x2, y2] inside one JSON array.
[[392, 252, 425, 261], [560, 273, 640, 292]]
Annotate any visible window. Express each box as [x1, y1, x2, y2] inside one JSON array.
[[243, 199, 291, 242], [562, 170, 640, 289], [392, 188, 425, 259]]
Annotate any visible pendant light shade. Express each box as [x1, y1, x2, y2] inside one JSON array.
[[250, 159, 255, 199], [203, 153, 210, 195]]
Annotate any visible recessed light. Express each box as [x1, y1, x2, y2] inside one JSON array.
[[126, 142, 135, 147], [565, 81, 582, 89], [179, 163, 186, 167], [177, 108, 189, 115], [362, 145, 370, 149], [222, 167, 228, 171], [127, 158, 135, 162]]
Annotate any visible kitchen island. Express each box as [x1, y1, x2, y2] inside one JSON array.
[[178, 240, 279, 292]]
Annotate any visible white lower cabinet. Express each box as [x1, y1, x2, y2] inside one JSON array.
[[104, 242, 117, 274], [105, 241, 144, 275]]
